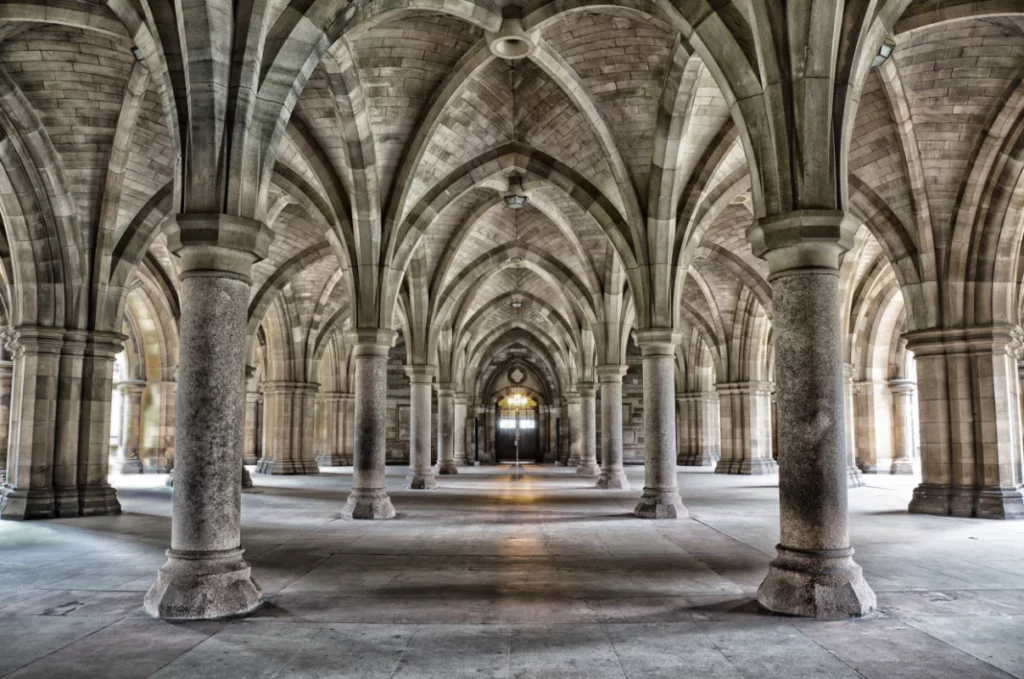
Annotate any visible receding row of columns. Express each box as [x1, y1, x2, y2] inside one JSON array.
[[4, 213, 1024, 626], [674, 372, 919, 482]]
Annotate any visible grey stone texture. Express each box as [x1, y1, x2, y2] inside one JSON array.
[[342, 331, 397, 520], [596, 365, 629, 489], [576, 383, 600, 477], [405, 365, 437, 490], [633, 330, 687, 519]]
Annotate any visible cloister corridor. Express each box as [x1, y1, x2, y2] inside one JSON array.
[[0, 466, 1021, 679]]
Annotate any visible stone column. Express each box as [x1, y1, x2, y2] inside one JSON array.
[[256, 382, 319, 475], [77, 333, 124, 515], [157, 379, 177, 473], [715, 381, 777, 474], [566, 392, 582, 466], [0, 345, 121, 516], [405, 365, 437, 489], [116, 380, 147, 473], [751, 211, 875, 618], [145, 214, 269, 620], [843, 365, 866, 488], [316, 392, 346, 467], [906, 327, 1024, 518], [243, 390, 261, 466], [453, 393, 469, 466], [436, 384, 458, 475], [1, 329, 60, 518], [678, 392, 721, 467], [0, 358, 12, 479], [577, 383, 600, 476], [633, 330, 686, 518], [855, 378, 894, 474], [596, 365, 629, 488], [341, 393, 355, 464], [341, 330, 397, 518], [889, 379, 917, 474]]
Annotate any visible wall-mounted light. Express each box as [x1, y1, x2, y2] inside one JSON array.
[[872, 40, 895, 68], [510, 298, 524, 310]]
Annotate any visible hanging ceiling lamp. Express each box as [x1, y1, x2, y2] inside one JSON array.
[[504, 173, 528, 209]]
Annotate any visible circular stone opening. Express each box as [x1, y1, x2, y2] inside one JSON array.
[[490, 35, 533, 60]]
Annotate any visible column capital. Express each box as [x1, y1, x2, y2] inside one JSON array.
[[348, 329, 396, 357], [577, 382, 596, 398], [715, 380, 773, 395], [405, 364, 437, 383], [903, 325, 1022, 357], [168, 214, 273, 281], [596, 364, 628, 382], [435, 382, 456, 397], [454, 393, 469, 406], [634, 328, 680, 356], [746, 210, 857, 277], [887, 378, 917, 396], [117, 379, 148, 396], [7, 326, 65, 357], [565, 391, 581, 405], [261, 380, 319, 395]]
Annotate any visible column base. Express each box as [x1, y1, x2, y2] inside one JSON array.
[[118, 459, 144, 474], [757, 546, 876, 618], [405, 473, 437, 489], [55, 486, 81, 517], [567, 455, 581, 467], [889, 458, 915, 475], [255, 458, 320, 475], [595, 470, 630, 489], [715, 458, 778, 475], [576, 461, 600, 477], [341, 489, 396, 520], [453, 455, 470, 467], [144, 548, 263, 621], [678, 451, 718, 467], [437, 461, 459, 475], [241, 467, 254, 489], [242, 456, 258, 466], [316, 453, 350, 467], [79, 485, 122, 516], [847, 466, 865, 488], [909, 483, 1024, 519], [633, 488, 688, 519], [0, 486, 55, 520]]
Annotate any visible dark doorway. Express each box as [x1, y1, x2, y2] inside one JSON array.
[[495, 393, 540, 463]]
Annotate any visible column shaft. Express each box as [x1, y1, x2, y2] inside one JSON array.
[[566, 394, 581, 467], [406, 366, 437, 489], [315, 393, 347, 467], [256, 382, 319, 474], [633, 331, 686, 518], [889, 379, 917, 474], [596, 366, 628, 489], [714, 381, 777, 475], [0, 359, 12, 479], [752, 212, 874, 617], [907, 328, 1024, 518], [117, 380, 147, 473], [342, 330, 396, 518], [436, 386, 457, 475], [576, 384, 599, 476], [144, 214, 269, 620], [453, 394, 469, 465], [843, 366, 866, 487]]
